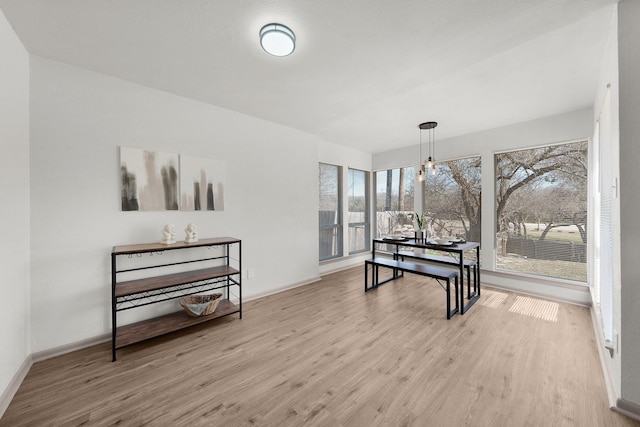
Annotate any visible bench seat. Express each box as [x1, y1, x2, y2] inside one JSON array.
[[365, 257, 459, 318], [396, 250, 478, 297]]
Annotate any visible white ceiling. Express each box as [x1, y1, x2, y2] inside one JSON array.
[[0, 0, 616, 153]]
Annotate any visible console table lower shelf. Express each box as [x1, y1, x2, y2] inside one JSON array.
[[115, 299, 239, 350]]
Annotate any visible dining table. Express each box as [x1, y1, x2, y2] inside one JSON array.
[[372, 236, 480, 314]]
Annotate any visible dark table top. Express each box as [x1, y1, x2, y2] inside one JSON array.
[[373, 237, 479, 252]]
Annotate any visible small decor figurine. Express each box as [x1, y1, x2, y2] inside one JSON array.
[[161, 224, 176, 245], [184, 222, 199, 243]]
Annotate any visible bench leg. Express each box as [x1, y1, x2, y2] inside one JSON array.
[[446, 278, 451, 319], [364, 261, 379, 292], [364, 261, 369, 291], [474, 264, 478, 294], [455, 275, 459, 314], [364, 261, 403, 292], [467, 264, 478, 298], [393, 253, 404, 279], [446, 276, 460, 319], [461, 265, 480, 314], [374, 263, 378, 287], [460, 273, 465, 314]]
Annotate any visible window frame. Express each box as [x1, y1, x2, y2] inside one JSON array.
[[373, 166, 416, 239], [347, 168, 371, 255], [421, 155, 482, 244], [319, 163, 343, 261], [493, 139, 589, 283]]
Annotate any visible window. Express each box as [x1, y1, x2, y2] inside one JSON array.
[[495, 141, 588, 282], [423, 156, 482, 243], [319, 163, 342, 260], [374, 166, 415, 237], [348, 168, 370, 254]]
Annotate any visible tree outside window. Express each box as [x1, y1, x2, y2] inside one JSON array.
[[374, 167, 415, 237], [423, 156, 482, 243]]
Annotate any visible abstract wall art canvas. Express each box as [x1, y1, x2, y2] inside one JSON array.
[[120, 147, 179, 211], [179, 155, 225, 211]]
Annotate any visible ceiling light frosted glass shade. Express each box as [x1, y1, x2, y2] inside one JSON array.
[[260, 23, 295, 56]]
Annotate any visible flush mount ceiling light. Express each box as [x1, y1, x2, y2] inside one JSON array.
[[260, 23, 296, 56]]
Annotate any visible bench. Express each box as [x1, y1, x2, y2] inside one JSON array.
[[364, 257, 459, 319], [396, 250, 478, 298]]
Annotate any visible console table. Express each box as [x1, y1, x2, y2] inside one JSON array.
[[111, 237, 241, 361]]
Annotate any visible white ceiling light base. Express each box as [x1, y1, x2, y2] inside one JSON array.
[[260, 23, 295, 57]]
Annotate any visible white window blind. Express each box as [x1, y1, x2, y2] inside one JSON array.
[[597, 88, 614, 342]]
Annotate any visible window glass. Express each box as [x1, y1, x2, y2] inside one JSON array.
[[374, 166, 415, 237], [319, 163, 343, 260], [495, 141, 588, 282], [348, 169, 370, 254], [423, 157, 482, 243]]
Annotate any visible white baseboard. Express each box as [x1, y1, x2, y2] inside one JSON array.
[[319, 253, 369, 276], [590, 306, 619, 408], [614, 398, 640, 421], [0, 355, 32, 419], [589, 307, 640, 422], [481, 270, 591, 306], [244, 276, 321, 302], [31, 333, 111, 363]]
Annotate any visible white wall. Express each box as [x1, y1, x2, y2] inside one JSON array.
[[373, 110, 592, 171], [319, 140, 371, 171], [28, 56, 329, 352], [618, 0, 640, 410], [0, 7, 30, 410], [373, 109, 593, 304]]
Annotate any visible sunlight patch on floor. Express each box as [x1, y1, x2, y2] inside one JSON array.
[[509, 296, 559, 322], [480, 290, 508, 308]]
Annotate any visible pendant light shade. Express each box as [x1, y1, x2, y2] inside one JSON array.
[[260, 23, 296, 57]]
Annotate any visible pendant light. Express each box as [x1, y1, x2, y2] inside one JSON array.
[[419, 121, 438, 176], [417, 124, 426, 182]]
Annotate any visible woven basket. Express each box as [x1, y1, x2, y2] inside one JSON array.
[[179, 293, 223, 317]]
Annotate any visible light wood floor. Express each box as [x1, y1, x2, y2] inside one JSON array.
[[2, 266, 639, 426]]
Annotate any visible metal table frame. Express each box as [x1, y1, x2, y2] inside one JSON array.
[[372, 238, 481, 314]]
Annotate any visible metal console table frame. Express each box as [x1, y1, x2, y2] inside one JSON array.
[[111, 237, 242, 361]]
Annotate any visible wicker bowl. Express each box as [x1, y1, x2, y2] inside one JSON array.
[[179, 293, 223, 317]]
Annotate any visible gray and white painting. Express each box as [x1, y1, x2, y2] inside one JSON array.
[[179, 155, 225, 211], [120, 147, 179, 211]]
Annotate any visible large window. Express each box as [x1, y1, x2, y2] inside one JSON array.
[[348, 168, 370, 254], [319, 163, 342, 260], [495, 140, 588, 282], [374, 166, 415, 237], [423, 156, 482, 243]]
